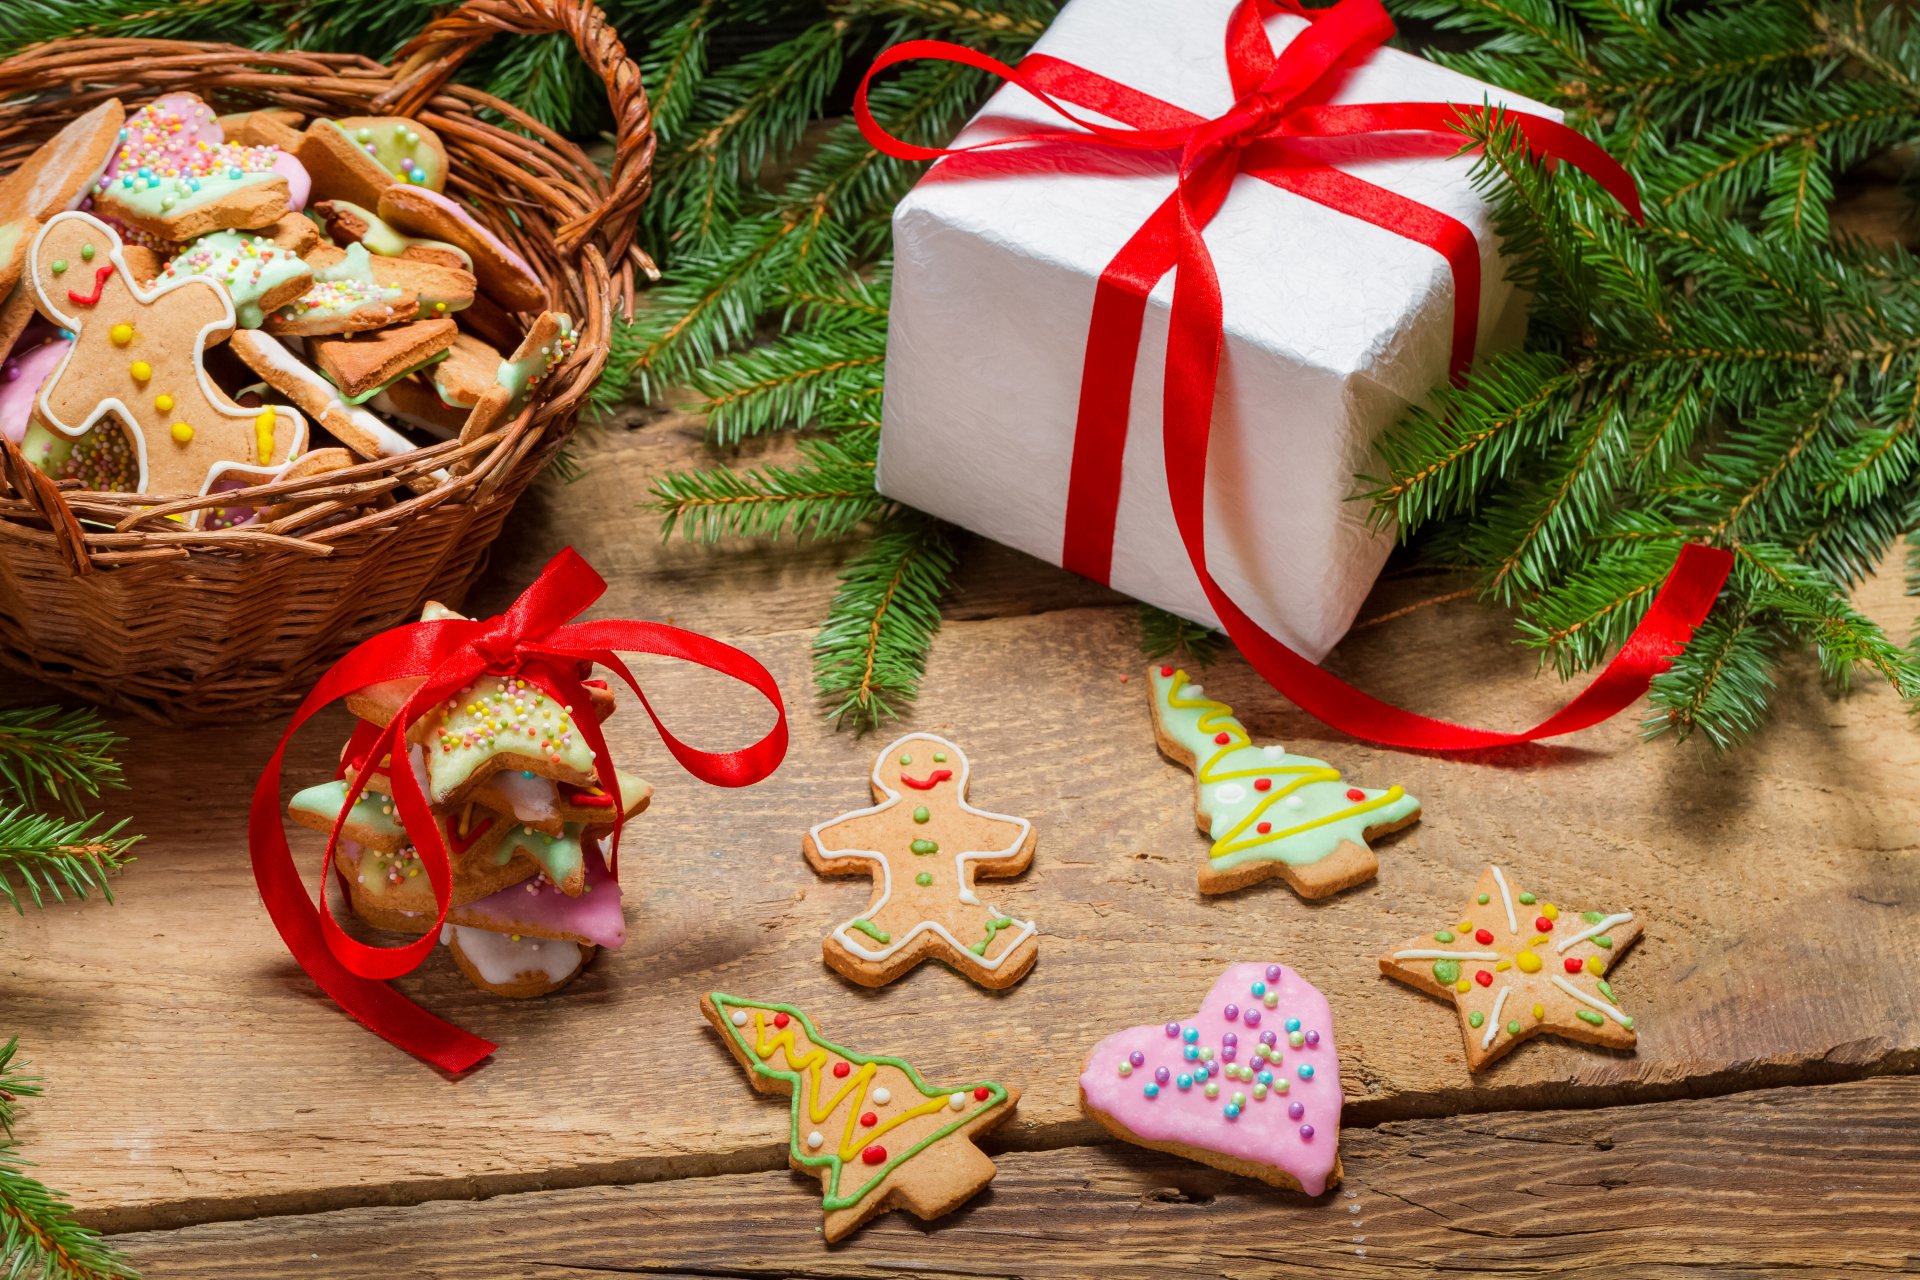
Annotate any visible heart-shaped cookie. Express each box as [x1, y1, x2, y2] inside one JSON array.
[[1078, 962, 1342, 1195]]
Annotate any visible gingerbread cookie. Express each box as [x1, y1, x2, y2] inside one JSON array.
[[219, 108, 305, 150], [1079, 963, 1342, 1195], [804, 734, 1037, 990], [368, 375, 464, 438], [1149, 665, 1420, 897], [377, 185, 545, 312], [0, 333, 69, 444], [159, 229, 314, 328], [229, 328, 425, 464], [702, 993, 1018, 1242], [311, 199, 471, 270], [93, 93, 302, 239], [0, 99, 128, 302], [25, 211, 306, 512], [1379, 865, 1641, 1071], [297, 118, 446, 209], [456, 312, 576, 444], [0, 98, 125, 227], [265, 243, 415, 335], [444, 925, 594, 998], [309, 317, 455, 400]]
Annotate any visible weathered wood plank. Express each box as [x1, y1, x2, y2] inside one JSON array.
[[7, 535, 1918, 1231], [109, 1078, 1920, 1277], [9, 415, 1920, 1228]]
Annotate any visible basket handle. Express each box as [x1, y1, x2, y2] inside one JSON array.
[[0, 433, 94, 577], [380, 0, 654, 254]]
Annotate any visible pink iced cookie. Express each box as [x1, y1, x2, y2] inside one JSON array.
[[103, 93, 223, 182], [453, 840, 626, 947], [1078, 962, 1342, 1195], [0, 334, 71, 443], [377, 185, 545, 312], [100, 90, 312, 212]]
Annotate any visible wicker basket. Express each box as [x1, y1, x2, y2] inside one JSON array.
[[0, 0, 655, 723]]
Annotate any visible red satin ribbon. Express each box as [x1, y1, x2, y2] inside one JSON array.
[[856, 0, 1733, 750], [250, 547, 788, 1070]]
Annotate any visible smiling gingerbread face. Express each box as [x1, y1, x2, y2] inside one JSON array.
[[869, 735, 967, 801]]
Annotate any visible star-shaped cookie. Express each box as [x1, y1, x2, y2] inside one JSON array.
[[1378, 865, 1641, 1071]]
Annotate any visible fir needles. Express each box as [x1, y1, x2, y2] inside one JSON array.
[[0, 1040, 142, 1280], [1368, 1, 1920, 747]]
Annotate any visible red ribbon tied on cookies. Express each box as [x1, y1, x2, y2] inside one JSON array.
[[857, 0, 1734, 750], [250, 547, 788, 1071]]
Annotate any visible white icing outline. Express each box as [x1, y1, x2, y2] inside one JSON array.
[[230, 328, 423, 460], [1392, 949, 1499, 961], [1555, 912, 1632, 953], [1489, 865, 1519, 935], [28, 211, 307, 510], [1482, 985, 1510, 1048], [810, 732, 1035, 971], [1549, 974, 1633, 1028]]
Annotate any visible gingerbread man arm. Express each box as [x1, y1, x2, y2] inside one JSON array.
[[804, 806, 907, 872]]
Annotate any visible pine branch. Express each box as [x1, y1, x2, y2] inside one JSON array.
[[0, 1041, 143, 1280], [0, 808, 138, 914], [1138, 606, 1223, 667], [0, 708, 127, 812], [814, 514, 956, 728], [651, 435, 888, 541]]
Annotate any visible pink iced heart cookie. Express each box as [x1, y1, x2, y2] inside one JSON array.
[[1078, 962, 1342, 1195]]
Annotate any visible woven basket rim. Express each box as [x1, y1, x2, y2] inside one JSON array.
[[0, 0, 656, 574]]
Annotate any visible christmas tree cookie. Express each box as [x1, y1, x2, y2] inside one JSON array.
[[1148, 666, 1420, 897], [701, 993, 1018, 1242], [1378, 865, 1642, 1071], [804, 734, 1037, 989], [1079, 963, 1342, 1195]]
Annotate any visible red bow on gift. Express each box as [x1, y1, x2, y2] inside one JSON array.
[[250, 548, 788, 1071], [858, 0, 1734, 751]]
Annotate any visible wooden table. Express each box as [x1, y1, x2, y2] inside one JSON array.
[[8, 417, 1920, 1278]]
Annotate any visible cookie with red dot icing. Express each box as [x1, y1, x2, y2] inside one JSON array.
[[1149, 665, 1420, 897], [1079, 962, 1343, 1195], [701, 992, 1018, 1242], [1378, 864, 1642, 1071]]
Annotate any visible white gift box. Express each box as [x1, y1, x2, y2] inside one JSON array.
[[876, 0, 1555, 660]]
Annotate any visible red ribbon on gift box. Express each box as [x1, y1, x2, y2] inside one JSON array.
[[857, 0, 1734, 750], [250, 548, 788, 1071]]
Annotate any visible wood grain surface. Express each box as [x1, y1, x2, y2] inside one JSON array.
[[110, 1079, 1920, 1277], [4, 422, 1917, 1274], [0, 56, 1907, 1280]]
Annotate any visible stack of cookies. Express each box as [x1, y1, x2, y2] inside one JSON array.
[[287, 602, 649, 998], [0, 91, 578, 528]]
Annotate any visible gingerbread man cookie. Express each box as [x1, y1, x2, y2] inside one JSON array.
[[1378, 865, 1642, 1071], [26, 211, 305, 515], [1149, 665, 1420, 897], [804, 734, 1037, 989], [702, 993, 1018, 1242]]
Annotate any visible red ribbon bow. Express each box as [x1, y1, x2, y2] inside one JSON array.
[[250, 548, 788, 1071], [858, 0, 1734, 750]]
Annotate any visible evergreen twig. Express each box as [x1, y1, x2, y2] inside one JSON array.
[[0, 1040, 143, 1280], [0, 808, 139, 915], [1139, 606, 1224, 668], [814, 514, 957, 728], [0, 708, 127, 812]]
